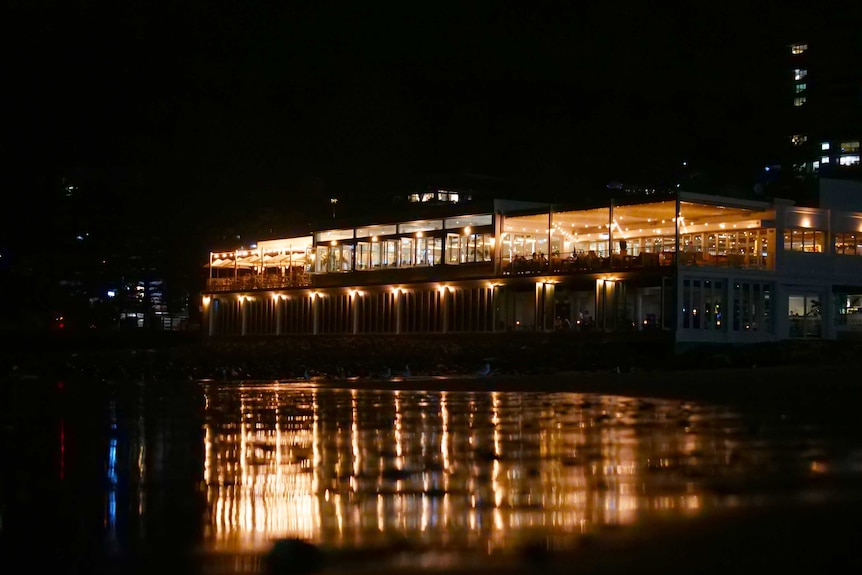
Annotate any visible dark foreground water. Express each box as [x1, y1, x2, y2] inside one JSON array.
[[2, 374, 862, 574]]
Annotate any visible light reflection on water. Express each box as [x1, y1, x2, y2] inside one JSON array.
[[4, 376, 857, 573], [193, 382, 785, 555]]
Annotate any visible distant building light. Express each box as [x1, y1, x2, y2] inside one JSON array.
[[791, 43, 808, 55], [107, 290, 116, 298], [840, 141, 860, 153], [794, 68, 807, 81], [821, 156, 831, 164], [839, 155, 860, 166], [821, 142, 831, 151], [791, 134, 808, 146], [794, 96, 807, 107], [795, 82, 807, 93]]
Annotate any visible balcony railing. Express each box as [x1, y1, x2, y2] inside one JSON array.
[[503, 251, 674, 275], [207, 250, 773, 291], [206, 272, 310, 292], [502, 250, 771, 276]]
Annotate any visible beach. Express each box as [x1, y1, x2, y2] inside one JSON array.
[[3, 333, 862, 575]]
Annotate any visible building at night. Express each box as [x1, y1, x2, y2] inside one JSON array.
[[201, 187, 862, 346], [783, 23, 862, 182]]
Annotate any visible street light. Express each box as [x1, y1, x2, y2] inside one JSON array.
[[330, 198, 338, 218]]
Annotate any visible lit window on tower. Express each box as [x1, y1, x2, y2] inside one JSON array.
[[794, 97, 807, 107], [791, 134, 808, 146], [840, 141, 860, 153], [795, 83, 806, 93], [791, 43, 808, 55], [794, 68, 807, 81]]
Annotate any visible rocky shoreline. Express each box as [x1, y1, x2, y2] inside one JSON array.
[[3, 330, 862, 384]]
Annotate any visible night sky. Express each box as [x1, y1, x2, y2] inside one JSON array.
[[6, 1, 818, 242]]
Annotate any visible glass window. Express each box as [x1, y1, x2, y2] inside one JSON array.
[[314, 246, 329, 273], [399, 219, 444, 234], [784, 228, 825, 252], [355, 242, 372, 270], [445, 214, 493, 229], [821, 156, 830, 164], [791, 134, 808, 146], [682, 278, 726, 331], [400, 237, 415, 266], [788, 294, 821, 338], [355, 224, 397, 239], [382, 239, 398, 267], [821, 142, 831, 151], [839, 155, 860, 166], [834, 233, 862, 255], [794, 68, 807, 81], [457, 233, 494, 263], [415, 236, 441, 265], [436, 190, 460, 203], [446, 233, 461, 264], [795, 82, 807, 93], [315, 228, 354, 242], [794, 97, 806, 107], [840, 141, 860, 153], [791, 43, 807, 55], [339, 244, 353, 272]]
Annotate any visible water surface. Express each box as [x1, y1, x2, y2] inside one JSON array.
[[2, 376, 861, 573]]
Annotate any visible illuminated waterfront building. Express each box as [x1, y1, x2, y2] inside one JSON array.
[[201, 187, 862, 344]]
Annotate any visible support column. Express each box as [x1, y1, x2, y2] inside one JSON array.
[[394, 290, 402, 335], [441, 288, 448, 334], [240, 296, 248, 336], [352, 293, 360, 335], [491, 286, 497, 333], [206, 297, 215, 337], [535, 282, 556, 332], [275, 296, 283, 336], [312, 293, 320, 335]]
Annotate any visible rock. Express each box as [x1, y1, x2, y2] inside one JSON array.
[[264, 538, 325, 575]]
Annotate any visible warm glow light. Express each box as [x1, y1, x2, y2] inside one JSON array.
[[464, 226, 471, 235], [202, 296, 211, 306]]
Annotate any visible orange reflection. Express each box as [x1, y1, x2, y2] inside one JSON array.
[[200, 387, 750, 554]]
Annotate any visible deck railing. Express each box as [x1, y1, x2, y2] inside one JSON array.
[[206, 250, 772, 291], [206, 272, 310, 292]]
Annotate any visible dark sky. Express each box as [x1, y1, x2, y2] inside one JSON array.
[[6, 1, 812, 236]]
